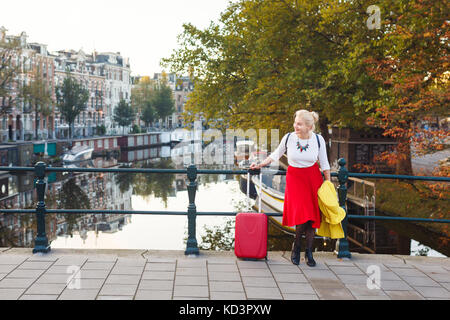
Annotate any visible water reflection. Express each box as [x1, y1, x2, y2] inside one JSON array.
[[119, 158, 176, 207], [0, 144, 250, 250]]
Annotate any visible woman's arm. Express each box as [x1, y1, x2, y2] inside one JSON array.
[[250, 133, 288, 170], [249, 157, 273, 170], [323, 169, 331, 181]]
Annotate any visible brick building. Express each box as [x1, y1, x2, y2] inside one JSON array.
[[0, 27, 132, 141]]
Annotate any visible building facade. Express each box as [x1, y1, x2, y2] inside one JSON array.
[[0, 30, 56, 142], [152, 72, 194, 129], [0, 27, 132, 142], [53, 50, 132, 138]]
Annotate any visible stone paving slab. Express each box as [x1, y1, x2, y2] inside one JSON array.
[[0, 249, 448, 300]]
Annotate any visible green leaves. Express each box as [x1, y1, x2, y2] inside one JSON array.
[[163, 0, 382, 134], [113, 99, 136, 133], [0, 37, 24, 113], [152, 83, 175, 120], [55, 73, 89, 139], [164, 0, 448, 174], [131, 78, 174, 126]]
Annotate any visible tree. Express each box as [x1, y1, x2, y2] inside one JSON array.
[[0, 35, 24, 115], [163, 0, 448, 175], [152, 81, 175, 122], [364, 0, 449, 175], [162, 0, 381, 147], [132, 158, 175, 207], [21, 66, 52, 139], [131, 75, 175, 128], [58, 178, 91, 237], [131, 77, 157, 128], [55, 73, 89, 139], [140, 101, 157, 127], [113, 99, 136, 134]]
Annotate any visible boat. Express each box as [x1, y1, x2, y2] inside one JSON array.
[[238, 150, 268, 200], [238, 149, 295, 233], [250, 173, 295, 233], [237, 151, 295, 233], [62, 145, 94, 163], [62, 159, 94, 169]]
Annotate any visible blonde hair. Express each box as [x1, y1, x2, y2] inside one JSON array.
[[294, 109, 319, 132]]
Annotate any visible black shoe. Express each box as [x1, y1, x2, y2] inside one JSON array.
[[305, 249, 316, 267], [291, 242, 301, 265]]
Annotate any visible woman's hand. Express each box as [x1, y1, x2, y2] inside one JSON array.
[[250, 157, 272, 170], [249, 162, 260, 170]]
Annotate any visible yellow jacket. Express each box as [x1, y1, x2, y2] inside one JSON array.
[[316, 181, 345, 239]]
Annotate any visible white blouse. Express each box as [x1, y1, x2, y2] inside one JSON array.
[[269, 132, 330, 171]]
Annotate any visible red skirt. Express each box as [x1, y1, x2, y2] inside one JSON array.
[[282, 163, 323, 228]]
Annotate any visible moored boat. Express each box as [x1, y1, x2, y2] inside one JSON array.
[[62, 145, 94, 163], [250, 173, 295, 233]]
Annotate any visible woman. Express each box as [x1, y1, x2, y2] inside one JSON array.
[[250, 110, 331, 267]]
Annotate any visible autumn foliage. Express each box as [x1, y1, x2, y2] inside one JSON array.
[[364, 0, 449, 175], [164, 0, 449, 177]]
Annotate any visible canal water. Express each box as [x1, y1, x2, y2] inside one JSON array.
[[0, 144, 447, 257]]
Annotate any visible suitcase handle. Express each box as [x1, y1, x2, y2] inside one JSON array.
[[246, 169, 263, 213]]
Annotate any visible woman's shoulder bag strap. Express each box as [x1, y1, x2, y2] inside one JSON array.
[[284, 133, 291, 155]]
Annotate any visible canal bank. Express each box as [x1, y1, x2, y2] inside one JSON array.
[[0, 248, 448, 300], [0, 131, 172, 167]]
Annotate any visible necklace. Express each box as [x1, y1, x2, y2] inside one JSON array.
[[296, 135, 311, 152]]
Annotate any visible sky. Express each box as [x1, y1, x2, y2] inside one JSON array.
[[0, 0, 232, 76]]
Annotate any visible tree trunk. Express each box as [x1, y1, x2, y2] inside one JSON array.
[[395, 139, 413, 176], [69, 122, 73, 140], [35, 108, 39, 140]]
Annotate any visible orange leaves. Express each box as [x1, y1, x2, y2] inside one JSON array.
[[352, 163, 377, 174]]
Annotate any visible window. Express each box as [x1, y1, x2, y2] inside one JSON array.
[[355, 144, 369, 164]]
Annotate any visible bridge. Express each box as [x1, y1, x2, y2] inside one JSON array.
[[0, 158, 449, 300], [0, 248, 449, 300]]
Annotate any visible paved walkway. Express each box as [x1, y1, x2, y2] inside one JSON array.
[[0, 248, 449, 300]]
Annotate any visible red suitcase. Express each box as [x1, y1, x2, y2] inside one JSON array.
[[234, 171, 267, 259]]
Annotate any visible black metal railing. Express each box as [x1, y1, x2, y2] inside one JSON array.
[[0, 158, 449, 257]]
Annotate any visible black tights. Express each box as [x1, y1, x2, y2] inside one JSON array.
[[294, 221, 315, 250]]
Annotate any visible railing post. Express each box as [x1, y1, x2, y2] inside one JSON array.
[[33, 161, 51, 254], [185, 164, 199, 255], [337, 158, 351, 259]]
